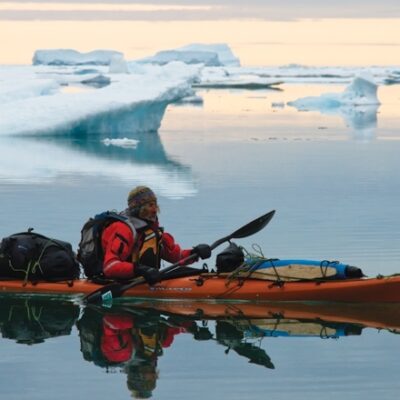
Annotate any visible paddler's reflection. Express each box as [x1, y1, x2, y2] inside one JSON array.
[[77, 306, 194, 399]]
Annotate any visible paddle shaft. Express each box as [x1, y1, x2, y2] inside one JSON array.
[[114, 217, 275, 292]]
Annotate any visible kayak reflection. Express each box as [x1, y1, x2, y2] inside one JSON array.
[[0, 296, 79, 345], [1, 296, 400, 399], [76, 300, 400, 398]]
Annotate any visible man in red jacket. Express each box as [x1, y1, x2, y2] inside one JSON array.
[[101, 186, 211, 283]]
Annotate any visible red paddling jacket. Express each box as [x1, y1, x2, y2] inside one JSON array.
[[101, 215, 192, 280]]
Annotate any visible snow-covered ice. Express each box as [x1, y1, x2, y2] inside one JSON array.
[[0, 62, 200, 136], [2, 43, 400, 142]]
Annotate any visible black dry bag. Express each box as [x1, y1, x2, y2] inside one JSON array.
[[216, 242, 245, 273], [0, 230, 80, 281]]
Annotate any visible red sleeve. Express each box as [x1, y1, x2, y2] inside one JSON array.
[[161, 326, 187, 348], [161, 232, 193, 264], [101, 221, 135, 279], [103, 314, 134, 331]]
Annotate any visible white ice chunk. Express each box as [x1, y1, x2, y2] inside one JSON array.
[[341, 75, 380, 105], [288, 76, 380, 138], [288, 75, 380, 111], [33, 49, 124, 66], [109, 55, 130, 74], [102, 138, 139, 148]]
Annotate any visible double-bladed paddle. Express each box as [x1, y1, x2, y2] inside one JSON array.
[[83, 210, 275, 304]]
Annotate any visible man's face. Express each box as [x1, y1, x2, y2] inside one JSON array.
[[138, 201, 158, 221]]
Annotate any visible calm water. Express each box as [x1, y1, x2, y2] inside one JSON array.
[[1, 84, 400, 399]]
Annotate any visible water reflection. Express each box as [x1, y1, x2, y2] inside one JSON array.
[[0, 127, 195, 198], [0, 297, 78, 345], [1, 296, 399, 399]]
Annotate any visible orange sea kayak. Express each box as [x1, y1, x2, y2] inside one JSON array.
[[1, 273, 400, 302]]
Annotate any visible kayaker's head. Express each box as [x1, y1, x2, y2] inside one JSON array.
[[128, 186, 159, 222]]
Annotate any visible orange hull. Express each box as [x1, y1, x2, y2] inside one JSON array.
[[1, 274, 400, 302]]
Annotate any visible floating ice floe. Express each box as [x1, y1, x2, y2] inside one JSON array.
[[203, 65, 400, 85], [33, 49, 124, 66], [288, 75, 380, 110], [196, 67, 282, 89], [288, 75, 380, 137], [102, 138, 139, 148], [80, 74, 111, 88], [0, 62, 200, 136]]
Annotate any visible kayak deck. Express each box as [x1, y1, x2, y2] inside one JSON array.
[[1, 273, 400, 302]]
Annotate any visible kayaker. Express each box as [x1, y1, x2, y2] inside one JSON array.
[[101, 186, 211, 284]]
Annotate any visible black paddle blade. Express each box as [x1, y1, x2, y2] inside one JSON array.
[[83, 283, 125, 304], [231, 210, 275, 239], [84, 276, 145, 304]]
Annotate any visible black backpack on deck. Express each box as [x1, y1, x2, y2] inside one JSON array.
[[0, 229, 80, 281], [77, 211, 135, 279]]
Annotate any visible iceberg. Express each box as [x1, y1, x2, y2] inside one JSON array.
[[0, 62, 200, 136], [177, 44, 240, 67], [138, 43, 240, 67], [108, 55, 130, 74], [33, 49, 124, 66], [139, 50, 222, 67]]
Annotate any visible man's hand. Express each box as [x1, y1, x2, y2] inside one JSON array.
[[191, 244, 212, 260], [135, 264, 161, 285]]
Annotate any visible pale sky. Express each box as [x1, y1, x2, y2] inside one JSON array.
[[1, 1, 400, 65], [1, 0, 400, 20]]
